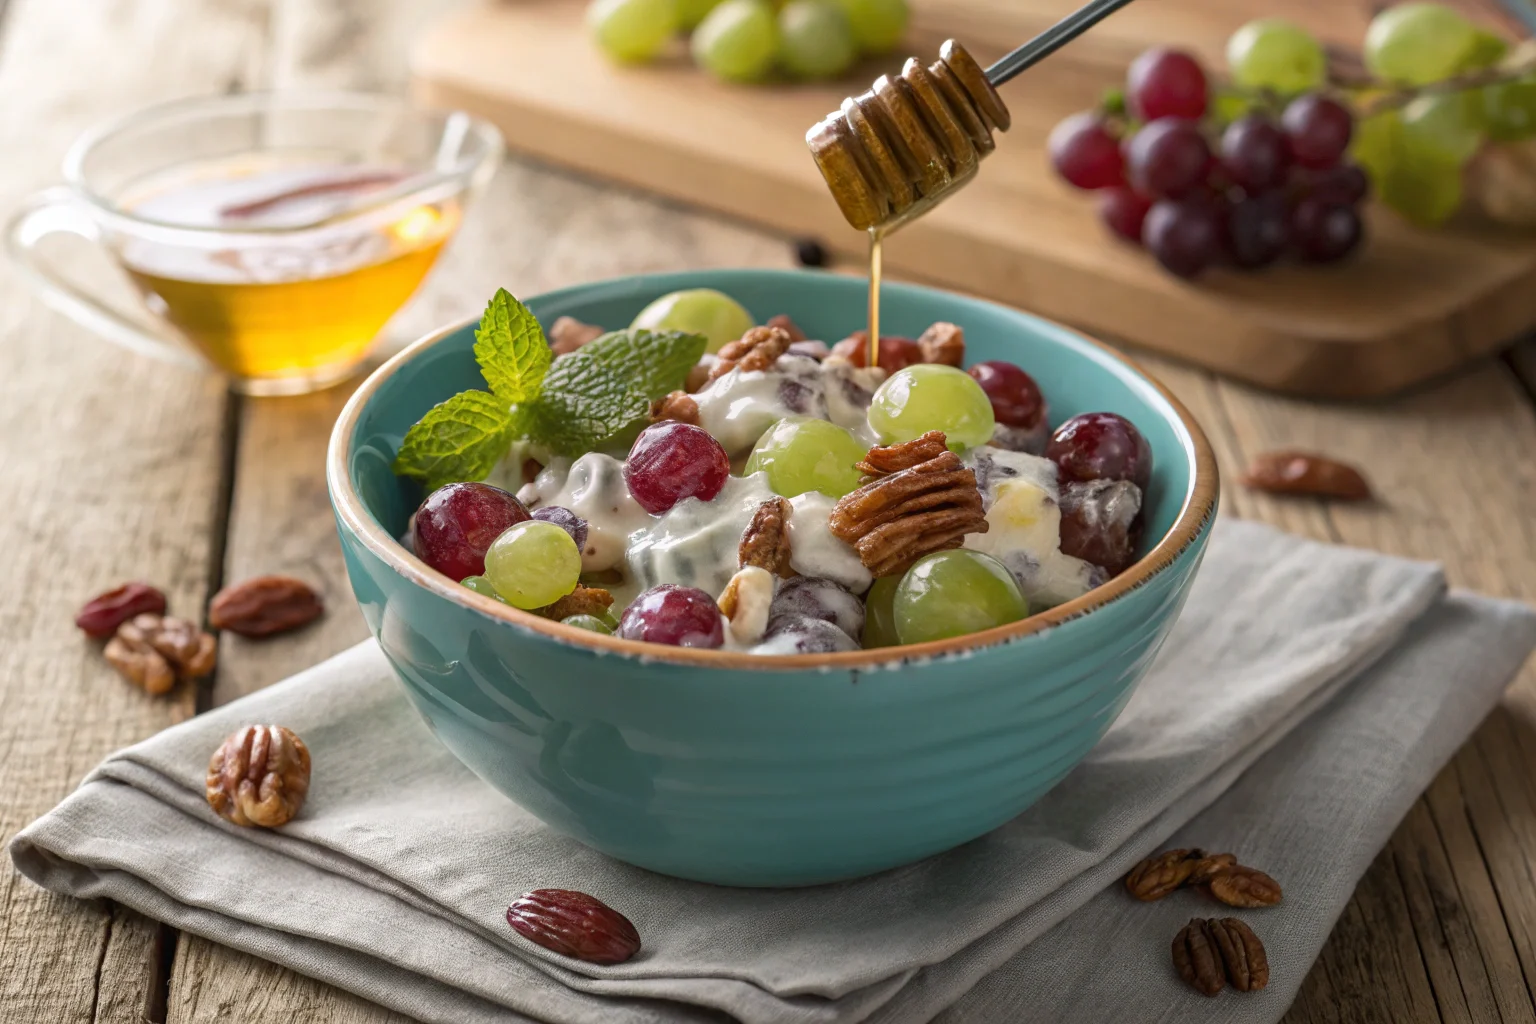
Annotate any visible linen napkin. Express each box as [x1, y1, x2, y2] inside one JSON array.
[[11, 519, 1536, 1024]]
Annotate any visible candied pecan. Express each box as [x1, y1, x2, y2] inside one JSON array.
[[856, 431, 950, 479], [506, 889, 640, 965], [107, 613, 217, 693], [1207, 865, 1283, 908], [1188, 852, 1239, 885], [206, 724, 311, 828], [719, 565, 775, 645], [1125, 848, 1205, 902], [917, 322, 964, 366], [534, 585, 614, 622], [76, 582, 167, 638], [650, 390, 700, 426], [740, 497, 795, 578], [708, 325, 792, 381], [104, 631, 176, 696], [210, 575, 324, 638], [766, 313, 808, 343], [1172, 918, 1225, 996], [1208, 918, 1269, 992], [1241, 451, 1371, 500], [829, 441, 989, 578], [548, 316, 605, 355]]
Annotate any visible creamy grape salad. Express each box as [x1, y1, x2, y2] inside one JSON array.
[[402, 288, 1151, 654]]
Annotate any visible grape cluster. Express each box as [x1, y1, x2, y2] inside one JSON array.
[[587, 0, 908, 84], [1050, 43, 1366, 278]]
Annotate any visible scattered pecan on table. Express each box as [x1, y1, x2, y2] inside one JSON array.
[[76, 582, 167, 638], [916, 322, 965, 367], [1205, 865, 1283, 908], [104, 613, 217, 696], [534, 585, 614, 622], [206, 724, 312, 828], [1125, 847, 1282, 906], [1173, 918, 1269, 996], [740, 496, 795, 578], [829, 431, 989, 578], [650, 390, 700, 426], [506, 888, 641, 964], [209, 575, 324, 638], [548, 316, 605, 355], [707, 325, 793, 381], [1125, 848, 1207, 902], [1241, 451, 1371, 500]]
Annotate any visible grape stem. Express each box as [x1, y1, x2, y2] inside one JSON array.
[[1340, 60, 1536, 117]]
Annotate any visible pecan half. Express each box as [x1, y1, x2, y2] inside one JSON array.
[[856, 430, 950, 479], [104, 630, 176, 695], [534, 585, 614, 622], [104, 613, 217, 694], [1188, 852, 1239, 885], [549, 316, 605, 355], [917, 322, 964, 366], [1172, 918, 1225, 996], [206, 724, 311, 828], [708, 325, 792, 381], [1125, 848, 1205, 902], [766, 313, 808, 343], [829, 438, 988, 578], [1207, 866, 1283, 908], [1208, 917, 1269, 992], [740, 497, 795, 578], [1241, 451, 1371, 500], [650, 390, 700, 426], [76, 582, 167, 638], [210, 576, 324, 638]]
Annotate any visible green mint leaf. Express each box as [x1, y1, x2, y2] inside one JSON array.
[[391, 390, 516, 491], [473, 288, 551, 402], [530, 328, 707, 456]]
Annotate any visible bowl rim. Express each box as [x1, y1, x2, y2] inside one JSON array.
[[326, 270, 1219, 671]]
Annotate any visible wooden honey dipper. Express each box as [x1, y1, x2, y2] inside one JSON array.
[[807, 0, 1139, 233]]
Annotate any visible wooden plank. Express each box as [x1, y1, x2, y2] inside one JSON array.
[[0, 0, 271, 1020], [410, 0, 1536, 400]]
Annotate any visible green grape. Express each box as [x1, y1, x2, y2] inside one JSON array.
[[1380, 149, 1465, 226], [587, 0, 678, 63], [1210, 87, 1259, 128], [744, 417, 866, 499], [1351, 108, 1401, 185], [483, 521, 582, 610], [461, 575, 508, 603], [861, 576, 901, 648], [691, 0, 779, 83], [778, 0, 856, 80], [630, 288, 755, 353], [1225, 18, 1326, 95], [892, 550, 1028, 646], [868, 363, 995, 450], [678, 0, 725, 30], [1484, 76, 1536, 142], [1464, 28, 1510, 70], [831, 0, 907, 54], [1400, 92, 1484, 163], [562, 614, 615, 635], [1364, 3, 1478, 85]]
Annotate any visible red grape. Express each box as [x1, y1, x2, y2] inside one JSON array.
[[1047, 412, 1153, 490], [623, 422, 731, 514], [1281, 94, 1353, 170], [1300, 163, 1370, 206], [1226, 193, 1289, 269], [828, 333, 923, 372], [1098, 186, 1153, 243], [1058, 479, 1143, 576], [413, 482, 530, 582], [1125, 119, 1211, 200], [1142, 199, 1222, 278], [1126, 48, 1209, 122], [617, 584, 725, 648], [1291, 199, 1363, 263], [1220, 115, 1290, 192], [1048, 112, 1125, 190], [967, 360, 1046, 429]]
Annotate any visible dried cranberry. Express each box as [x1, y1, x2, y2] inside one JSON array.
[[623, 422, 730, 515], [1047, 412, 1153, 490], [76, 582, 168, 638], [617, 585, 725, 648], [506, 889, 640, 965], [412, 482, 530, 582]]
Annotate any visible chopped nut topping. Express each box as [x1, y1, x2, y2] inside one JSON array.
[[708, 325, 793, 381], [917, 322, 964, 366], [766, 313, 808, 343], [549, 316, 605, 355], [534, 585, 614, 622], [206, 724, 312, 828], [650, 390, 700, 426], [856, 430, 950, 479], [829, 435, 989, 578], [740, 497, 795, 578]]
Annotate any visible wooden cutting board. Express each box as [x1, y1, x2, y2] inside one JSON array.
[[412, 0, 1536, 399]]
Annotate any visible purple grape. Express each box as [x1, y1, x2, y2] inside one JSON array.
[[531, 505, 589, 554], [1142, 199, 1222, 277], [1220, 115, 1289, 192], [767, 576, 864, 639], [1125, 119, 1211, 200], [616, 584, 724, 648], [1291, 199, 1363, 263], [1226, 192, 1289, 269]]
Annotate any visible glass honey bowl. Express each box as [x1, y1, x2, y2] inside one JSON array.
[[8, 92, 502, 395]]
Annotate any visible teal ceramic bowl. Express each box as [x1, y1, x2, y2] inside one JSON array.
[[327, 269, 1218, 887]]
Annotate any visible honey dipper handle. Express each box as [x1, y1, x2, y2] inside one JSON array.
[[984, 0, 1140, 87]]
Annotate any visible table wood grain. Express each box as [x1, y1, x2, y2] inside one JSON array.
[[1, 0, 1533, 1021]]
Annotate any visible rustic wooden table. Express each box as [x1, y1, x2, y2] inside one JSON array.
[[3, 0, 1535, 1021]]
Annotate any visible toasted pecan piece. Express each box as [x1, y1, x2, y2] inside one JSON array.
[[740, 497, 795, 578], [650, 390, 700, 425], [917, 322, 964, 366], [856, 430, 950, 479], [708, 326, 793, 381], [534, 585, 614, 622]]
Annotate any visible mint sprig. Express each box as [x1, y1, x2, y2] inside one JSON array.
[[391, 289, 707, 488]]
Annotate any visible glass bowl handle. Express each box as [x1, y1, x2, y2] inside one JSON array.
[[6, 187, 203, 369]]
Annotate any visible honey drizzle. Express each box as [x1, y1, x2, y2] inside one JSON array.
[[867, 227, 884, 368]]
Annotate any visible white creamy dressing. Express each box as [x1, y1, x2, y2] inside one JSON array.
[[517, 454, 649, 575], [787, 490, 871, 594], [820, 360, 887, 447], [962, 447, 1101, 610], [625, 472, 777, 601], [695, 354, 827, 456]]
